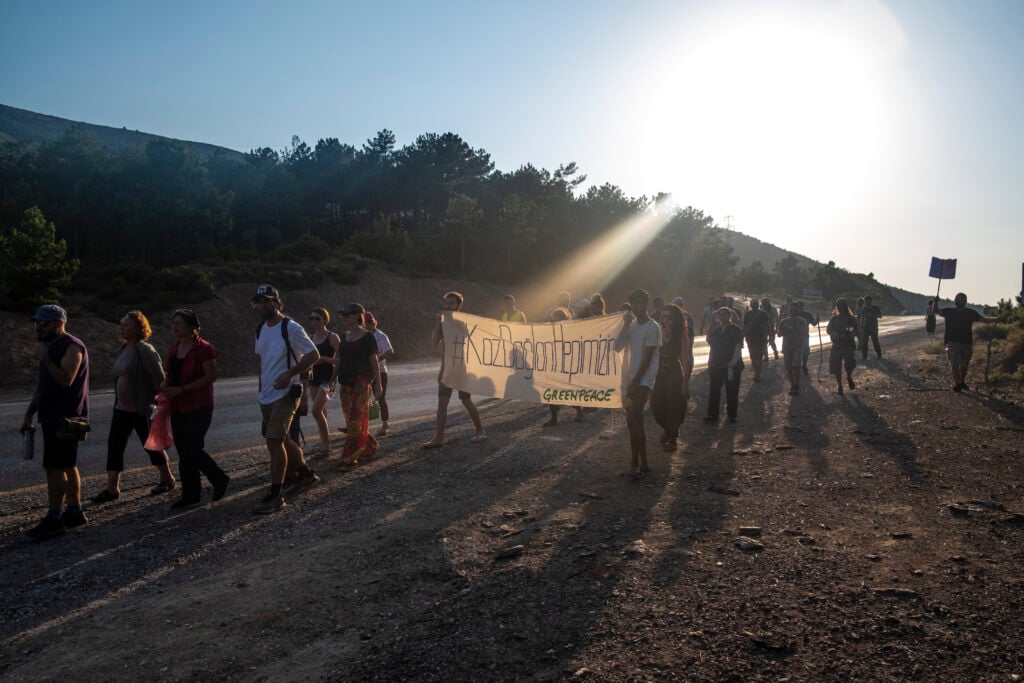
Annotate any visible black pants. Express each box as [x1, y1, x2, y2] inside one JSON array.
[[170, 408, 226, 501], [378, 372, 390, 421], [862, 327, 882, 358], [651, 362, 686, 438], [107, 408, 167, 471], [707, 366, 742, 419]]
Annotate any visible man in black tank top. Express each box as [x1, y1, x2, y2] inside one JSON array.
[[21, 305, 91, 539]]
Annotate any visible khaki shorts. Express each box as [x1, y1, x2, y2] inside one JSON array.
[[946, 342, 973, 370], [260, 390, 301, 441]]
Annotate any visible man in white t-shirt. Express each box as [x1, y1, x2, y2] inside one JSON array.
[[623, 289, 662, 478], [251, 284, 321, 514]]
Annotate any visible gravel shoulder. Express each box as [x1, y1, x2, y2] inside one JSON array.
[[1, 328, 1023, 681]]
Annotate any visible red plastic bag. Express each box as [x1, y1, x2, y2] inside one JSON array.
[[145, 394, 175, 451]]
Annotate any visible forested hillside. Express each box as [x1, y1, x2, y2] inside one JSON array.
[[0, 106, 900, 317]]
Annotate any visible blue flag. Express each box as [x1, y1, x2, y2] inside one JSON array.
[[929, 257, 957, 279]]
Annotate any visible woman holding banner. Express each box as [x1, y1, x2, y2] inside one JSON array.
[[652, 303, 691, 451]]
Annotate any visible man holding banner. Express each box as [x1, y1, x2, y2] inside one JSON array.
[[423, 291, 486, 448], [932, 293, 996, 392]]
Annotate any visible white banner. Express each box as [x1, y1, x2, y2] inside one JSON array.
[[440, 311, 629, 408]]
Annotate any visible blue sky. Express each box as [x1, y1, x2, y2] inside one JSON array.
[[2, 0, 1021, 305]]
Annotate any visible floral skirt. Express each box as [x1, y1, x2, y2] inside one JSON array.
[[340, 379, 379, 463]]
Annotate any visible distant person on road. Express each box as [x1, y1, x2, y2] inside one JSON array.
[[933, 293, 997, 392], [796, 302, 819, 375], [704, 307, 745, 424], [622, 289, 661, 476], [91, 310, 175, 504], [743, 300, 771, 383], [306, 307, 340, 458], [652, 303, 690, 451], [501, 295, 527, 323], [21, 305, 90, 540], [861, 295, 883, 359], [331, 303, 383, 468], [671, 297, 696, 357], [826, 299, 861, 394], [925, 300, 937, 337], [423, 291, 486, 448], [252, 285, 321, 514], [761, 297, 780, 361], [162, 309, 229, 509], [700, 296, 716, 336], [364, 311, 394, 437], [777, 303, 809, 396]]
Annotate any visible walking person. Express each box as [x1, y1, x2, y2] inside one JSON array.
[[21, 305, 90, 539], [251, 285, 321, 514], [743, 300, 771, 383], [933, 293, 997, 392], [306, 307, 340, 458], [543, 307, 584, 426], [424, 291, 486, 448], [622, 289, 661, 476], [861, 295, 883, 359], [91, 310, 175, 503], [777, 303, 810, 395], [652, 303, 690, 451], [796, 301, 819, 375], [925, 301, 937, 337], [330, 303, 384, 468], [703, 307, 744, 423], [761, 297, 780, 360], [162, 309, 229, 509], [826, 299, 861, 394], [364, 311, 394, 437], [700, 296, 715, 336]]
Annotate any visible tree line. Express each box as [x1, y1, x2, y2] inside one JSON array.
[[0, 125, 884, 312]]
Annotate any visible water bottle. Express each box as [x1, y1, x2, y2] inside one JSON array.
[[22, 425, 36, 460]]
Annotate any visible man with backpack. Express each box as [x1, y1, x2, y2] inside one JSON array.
[[251, 285, 321, 514]]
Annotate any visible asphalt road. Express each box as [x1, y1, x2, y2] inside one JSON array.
[[0, 315, 926, 490]]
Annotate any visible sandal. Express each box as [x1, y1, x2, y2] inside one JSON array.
[[150, 481, 175, 496], [90, 489, 120, 504], [336, 460, 359, 472]]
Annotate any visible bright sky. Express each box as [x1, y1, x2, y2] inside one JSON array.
[[2, 0, 1021, 305]]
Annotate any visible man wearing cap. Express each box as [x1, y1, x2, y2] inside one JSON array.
[[251, 285, 321, 514], [21, 305, 90, 539]]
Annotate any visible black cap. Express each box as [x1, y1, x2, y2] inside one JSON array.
[[251, 284, 281, 302]]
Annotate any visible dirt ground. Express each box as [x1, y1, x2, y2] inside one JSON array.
[[1, 328, 1023, 681]]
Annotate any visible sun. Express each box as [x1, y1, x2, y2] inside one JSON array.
[[626, 4, 897, 229]]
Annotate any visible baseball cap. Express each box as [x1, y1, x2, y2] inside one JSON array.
[[338, 302, 366, 316], [30, 304, 67, 322], [251, 284, 280, 302]]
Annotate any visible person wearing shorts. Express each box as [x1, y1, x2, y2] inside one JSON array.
[[423, 291, 485, 448], [622, 289, 661, 478], [934, 293, 996, 392], [252, 284, 321, 514], [826, 299, 861, 394], [21, 305, 90, 540], [777, 303, 809, 395]]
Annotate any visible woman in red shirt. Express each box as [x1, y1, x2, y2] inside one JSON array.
[[162, 309, 230, 508]]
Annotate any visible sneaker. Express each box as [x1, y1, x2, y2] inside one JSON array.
[[953, 384, 962, 393], [61, 509, 88, 529], [170, 497, 201, 510], [837, 386, 844, 395], [287, 471, 320, 494], [212, 476, 231, 502], [27, 515, 65, 540], [847, 376, 855, 390], [253, 493, 286, 515], [960, 382, 969, 391]]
